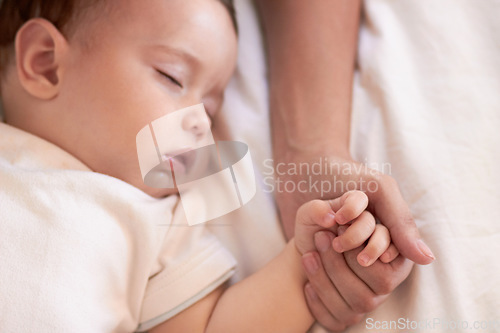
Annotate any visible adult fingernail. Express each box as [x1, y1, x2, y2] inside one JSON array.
[[305, 283, 318, 301], [358, 253, 370, 266], [314, 232, 331, 252], [303, 253, 319, 274], [417, 240, 435, 260]]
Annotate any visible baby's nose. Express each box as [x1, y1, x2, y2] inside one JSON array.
[[181, 110, 210, 140]]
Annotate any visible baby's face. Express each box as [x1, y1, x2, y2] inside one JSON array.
[[56, 0, 237, 197]]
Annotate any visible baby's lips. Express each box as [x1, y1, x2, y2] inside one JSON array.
[[162, 147, 193, 161], [162, 147, 196, 173]]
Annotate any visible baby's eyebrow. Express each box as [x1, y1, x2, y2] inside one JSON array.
[[151, 44, 201, 68]]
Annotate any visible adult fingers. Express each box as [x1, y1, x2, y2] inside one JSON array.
[[313, 231, 387, 314], [304, 283, 348, 332], [344, 245, 414, 295], [302, 250, 357, 328]]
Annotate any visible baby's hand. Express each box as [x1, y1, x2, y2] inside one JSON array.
[[295, 191, 398, 267]]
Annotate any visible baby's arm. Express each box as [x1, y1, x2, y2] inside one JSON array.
[[150, 191, 390, 333], [151, 237, 313, 332]]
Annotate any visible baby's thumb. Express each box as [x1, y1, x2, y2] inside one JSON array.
[[295, 200, 336, 254]]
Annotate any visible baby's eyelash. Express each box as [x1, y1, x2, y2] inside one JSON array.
[[156, 70, 183, 88]]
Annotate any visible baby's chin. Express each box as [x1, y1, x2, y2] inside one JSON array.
[[142, 185, 179, 199], [114, 168, 179, 198], [120, 174, 179, 199]]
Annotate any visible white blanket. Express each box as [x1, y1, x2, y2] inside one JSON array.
[[0, 123, 236, 332], [215, 0, 500, 332]]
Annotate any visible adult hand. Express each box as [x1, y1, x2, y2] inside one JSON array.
[[275, 152, 435, 265], [301, 231, 413, 331]]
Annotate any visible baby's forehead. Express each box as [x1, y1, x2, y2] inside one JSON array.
[[77, 0, 233, 43], [0, 0, 235, 72], [83, 0, 237, 64]]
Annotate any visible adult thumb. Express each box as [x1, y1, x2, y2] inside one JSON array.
[[369, 178, 435, 265]]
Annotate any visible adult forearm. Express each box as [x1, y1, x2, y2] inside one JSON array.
[[256, 0, 361, 157]]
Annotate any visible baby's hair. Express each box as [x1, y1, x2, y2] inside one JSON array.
[[218, 0, 238, 35], [0, 0, 237, 75]]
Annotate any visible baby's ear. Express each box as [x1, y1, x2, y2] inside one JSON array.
[[15, 18, 69, 100]]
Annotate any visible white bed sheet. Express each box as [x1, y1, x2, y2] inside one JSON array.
[[212, 0, 500, 332]]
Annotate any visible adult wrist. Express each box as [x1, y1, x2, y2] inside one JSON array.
[[273, 144, 352, 163]]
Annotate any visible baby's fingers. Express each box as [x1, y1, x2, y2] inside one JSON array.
[[296, 199, 337, 229], [330, 191, 369, 225], [295, 200, 338, 254], [380, 244, 400, 264], [332, 211, 375, 253], [356, 225, 391, 267]]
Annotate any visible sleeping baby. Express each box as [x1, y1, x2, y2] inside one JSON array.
[[0, 0, 398, 331]]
